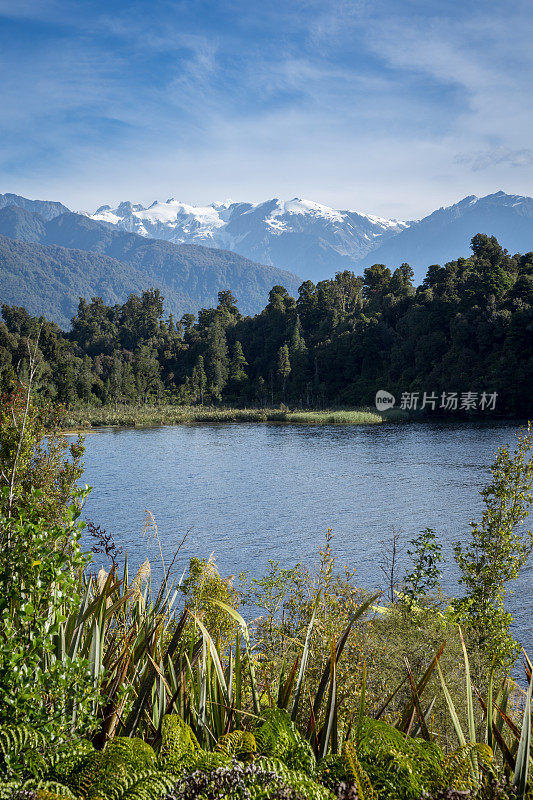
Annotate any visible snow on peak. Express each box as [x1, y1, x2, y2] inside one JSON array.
[[354, 211, 408, 231], [88, 193, 412, 262], [268, 197, 345, 222]]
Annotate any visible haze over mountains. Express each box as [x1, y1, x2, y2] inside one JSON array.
[[90, 191, 533, 283], [0, 190, 532, 327]]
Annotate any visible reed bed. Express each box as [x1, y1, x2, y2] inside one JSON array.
[[61, 404, 399, 429]]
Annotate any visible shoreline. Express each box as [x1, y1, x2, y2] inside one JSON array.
[[60, 404, 406, 429], [59, 405, 524, 431]]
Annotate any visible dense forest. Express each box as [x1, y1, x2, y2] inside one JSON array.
[[0, 203, 301, 324], [1, 234, 532, 415]]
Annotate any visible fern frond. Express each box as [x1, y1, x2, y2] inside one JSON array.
[[257, 757, 334, 800], [158, 714, 199, 773], [354, 717, 445, 800], [0, 723, 47, 779], [441, 743, 493, 790], [255, 709, 316, 775], [316, 754, 349, 789], [121, 771, 175, 800], [342, 741, 374, 800], [33, 780, 77, 799], [215, 731, 257, 762]]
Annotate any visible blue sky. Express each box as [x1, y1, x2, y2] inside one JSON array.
[[1, 0, 532, 219]]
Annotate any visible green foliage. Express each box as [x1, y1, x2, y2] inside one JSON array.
[[341, 741, 374, 799], [229, 341, 248, 386], [255, 709, 316, 775], [440, 744, 495, 791], [256, 758, 333, 800], [0, 387, 99, 741], [158, 716, 199, 773], [354, 717, 445, 800], [317, 742, 375, 800], [403, 528, 444, 606], [84, 738, 159, 800], [0, 725, 47, 781], [1, 234, 531, 414], [0, 386, 84, 523], [180, 556, 239, 644], [215, 731, 257, 762], [454, 424, 533, 664]]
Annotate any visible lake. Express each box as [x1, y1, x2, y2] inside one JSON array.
[[78, 419, 532, 652]]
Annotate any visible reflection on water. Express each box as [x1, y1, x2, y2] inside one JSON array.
[[79, 420, 532, 651]]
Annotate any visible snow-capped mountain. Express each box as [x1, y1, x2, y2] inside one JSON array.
[[358, 191, 533, 282], [4, 189, 531, 288], [90, 197, 409, 282]]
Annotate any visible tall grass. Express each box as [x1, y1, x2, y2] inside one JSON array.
[[61, 404, 398, 429]]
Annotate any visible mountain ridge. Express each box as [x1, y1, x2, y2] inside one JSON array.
[[0, 204, 302, 326], [1, 190, 533, 289], [89, 195, 409, 282], [87, 190, 533, 283], [358, 191, 533, 277]]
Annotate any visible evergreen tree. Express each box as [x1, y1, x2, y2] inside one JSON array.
[[217, 290, 241, 323], [192, 355, 207, 404], [289, 317, 308, 402], [277, 343, 291, 404], [107, 354, 123, 410], [133, 345, 161, 404], [180, 313, 196, 334], [256, 375, 267, 406], [229, 341, 248, 384], [205, 318, 229, 402]]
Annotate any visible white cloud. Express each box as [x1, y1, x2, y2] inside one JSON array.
[[1, 0, 533, 219], [455, 148, 533, 172]]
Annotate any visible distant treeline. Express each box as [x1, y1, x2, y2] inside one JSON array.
[[1, 234, 532, 414]]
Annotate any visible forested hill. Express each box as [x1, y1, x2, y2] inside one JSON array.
[[0, 205, 302, 323], [0, 234, 171, 327], [0, 234, 531, 415]]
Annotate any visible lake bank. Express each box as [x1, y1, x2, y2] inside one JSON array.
[[61, 403, 407, 428]]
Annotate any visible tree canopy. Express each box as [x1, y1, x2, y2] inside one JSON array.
[[0, 235, 531, 415]]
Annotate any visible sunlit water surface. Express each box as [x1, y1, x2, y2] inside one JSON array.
[[78, 420, 532, 653]]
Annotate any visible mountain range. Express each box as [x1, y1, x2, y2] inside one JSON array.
[[91, 197, 408, 282], [0, 189, 532, 327], [0, 201, 301, 327], [89, 191, 533, 283]]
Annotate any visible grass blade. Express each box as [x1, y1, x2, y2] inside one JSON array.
[[279, 656, 299, 711], [322, 639, 337, 758], [210, 599, 260, 715], [356, 660, 366, 740], [188, 611, 229, 707], [398, 641, 446, 731], [307, 593, 379, 735], [459, 628, 479, 783], [436, 661, 467, 747], [513, 660, 532, 799], [291, 592, 321, 720], [405, 658, 430, 741]]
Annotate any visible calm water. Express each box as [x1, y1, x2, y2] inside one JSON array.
[[78, 420, 532, 652]]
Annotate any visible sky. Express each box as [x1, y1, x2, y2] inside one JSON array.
[[1, 0, 533, 220]]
